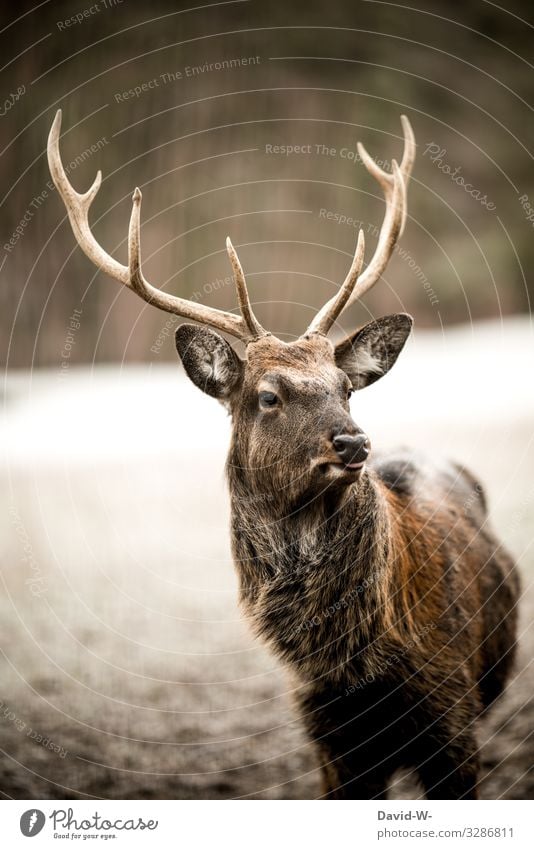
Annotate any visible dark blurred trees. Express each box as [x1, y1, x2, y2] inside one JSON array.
[[1, 0, 533, 367]]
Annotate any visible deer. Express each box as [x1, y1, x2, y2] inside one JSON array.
[[48, 110, 519, 799]]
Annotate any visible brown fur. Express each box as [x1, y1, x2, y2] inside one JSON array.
[[176, 325, 520, 799]]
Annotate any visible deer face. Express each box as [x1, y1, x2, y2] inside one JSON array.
[[48, 110, 415, 506], [175, 313, 412, 502]]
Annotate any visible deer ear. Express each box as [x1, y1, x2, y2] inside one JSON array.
[[175, 324, 243, 400], [335, 313, 413, 390]]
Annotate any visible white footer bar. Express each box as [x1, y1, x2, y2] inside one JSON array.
[[1, 799, 531, 848]]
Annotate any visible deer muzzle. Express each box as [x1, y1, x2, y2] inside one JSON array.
[[332, 433, 371, 469]]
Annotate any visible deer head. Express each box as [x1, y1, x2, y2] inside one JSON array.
[[48, 112, 415, 506]]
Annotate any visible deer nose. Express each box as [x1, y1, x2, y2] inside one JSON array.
[[332, 433, 371, 466]]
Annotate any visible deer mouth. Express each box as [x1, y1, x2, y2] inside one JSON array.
[[339, 461, 366, 474], [319, 461, 366, 478]]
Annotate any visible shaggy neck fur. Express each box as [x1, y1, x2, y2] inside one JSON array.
[[226, 456, 407, 685]]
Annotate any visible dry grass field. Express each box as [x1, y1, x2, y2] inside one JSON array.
[[1, 318, 533, 799]]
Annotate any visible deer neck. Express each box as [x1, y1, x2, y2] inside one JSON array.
[[227, 461, 393, 603], [226, 464, 398, 682]]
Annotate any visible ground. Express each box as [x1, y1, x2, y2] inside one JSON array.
[[1, 318, 533, 799]]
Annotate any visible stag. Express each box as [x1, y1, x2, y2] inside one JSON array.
[[48, 111, 519, 799]]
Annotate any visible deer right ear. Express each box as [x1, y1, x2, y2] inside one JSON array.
[[335, 313, 413, 389], [175, 324, 243, 400]]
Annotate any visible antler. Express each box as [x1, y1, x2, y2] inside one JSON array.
[[306, 115, 415, 336], [47, 109, 266, 342]]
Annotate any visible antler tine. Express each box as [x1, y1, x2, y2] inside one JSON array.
[[357, 114, 415, 237], [348, 158, 404, 303], [305, 229, 366, 336], [48, 109, 260, 342], [226, 238, 266, 340], [305, 116, 415, 337], [48, 110, 127, 283]]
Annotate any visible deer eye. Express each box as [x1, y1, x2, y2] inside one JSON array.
[[259, 390, 279, 408], [347, 387, 354, 400]]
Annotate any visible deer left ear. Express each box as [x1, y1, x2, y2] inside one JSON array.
[[175, 324, 243, 400], [335, 313, 413, 390]]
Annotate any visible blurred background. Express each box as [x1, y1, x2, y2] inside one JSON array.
[[0, 0, 533, 799]]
